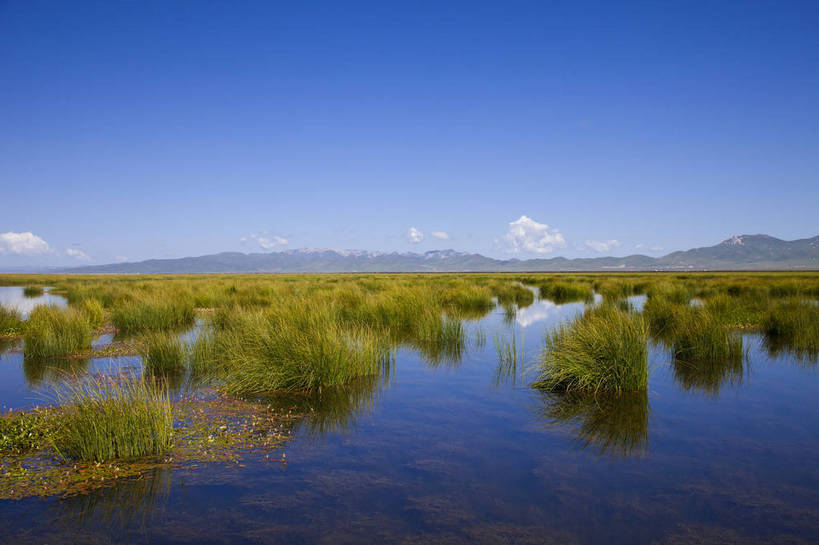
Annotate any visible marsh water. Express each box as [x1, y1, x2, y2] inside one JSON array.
[[2, 290, 819, 544]]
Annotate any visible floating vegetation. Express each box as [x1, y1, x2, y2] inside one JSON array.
[[24, 306, 93, 358], [534, 305, 649, 392], [534, 390, 650, 457]]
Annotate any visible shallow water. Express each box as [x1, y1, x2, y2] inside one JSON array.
[[1, 299, 819, 544], [0, 286, 67, 318]]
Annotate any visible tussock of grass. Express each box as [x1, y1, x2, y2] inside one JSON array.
[[51, 374, 172, 462], [538, 282, 593, 304], [671, 307, 744, 364], [23, 286, 44, 298], [0, 306, 23, 335], [206, 304, 392, 395], [24, 306, 92, 358], [763, 299, 819, 360], [80, 298, 105, 329], [112, 297, 195, 333], [534, 305, 649, 392], [139, 331, 187, 375]]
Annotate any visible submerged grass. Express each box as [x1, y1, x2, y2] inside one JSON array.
[[534, 305, 649, 392], [24, 306, 93, 358], [51, 373, 172, 462]]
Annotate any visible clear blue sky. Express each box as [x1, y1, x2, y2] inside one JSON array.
[[1, 0, 817, 267]]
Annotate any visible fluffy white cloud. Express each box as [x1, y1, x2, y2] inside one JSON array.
[[66, 248, 91, 261], [407, 227, 424, 244], [430, 231, 450, 240], [0, 232, 51, 255], [250, 233, 288, 250], [585, 239, 621, 253], [503, 216, 566, 254]]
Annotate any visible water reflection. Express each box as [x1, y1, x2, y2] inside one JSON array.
[[533, 390, 650, 457], [764, 335, 819, 365], [672, 354, 745, 395], [23, 356, 91, 388], [50, 466, 172, 533], [264, 367, 393, 439], [0, 286, 67, 318]]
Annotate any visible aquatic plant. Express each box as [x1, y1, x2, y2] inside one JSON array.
[[0, 306, 23, 335], [534, 305, 649, 392], [763, 299, 819, 360], [24, 305, 93, 358], [51, 373, 173, 462], [671, 307, 744, 364], [80, 298, 105, 329], [23, 286, 44, 297], [0, 410, 50, 454], [538, 281, 593, 304], [112, 297, 195, 333], [138, 331, 187, 374]]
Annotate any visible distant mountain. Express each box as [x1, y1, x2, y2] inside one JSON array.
[[62, 234, 819, 274]]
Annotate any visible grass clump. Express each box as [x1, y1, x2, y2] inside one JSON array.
[[138, 331, 187, 375], [0, 306, 23, 335], [23, 286, 44, 297], [671, 307, 744, 364], [51, 374, 172, 462], [534, 305, 649, 392], [80, 298, 105, 329], [206, 304, 391, 395], [538, 281, 593, 304], [24, 306, 92, 358], [763, 299, 819, 360], [112, 297, 195, 333]]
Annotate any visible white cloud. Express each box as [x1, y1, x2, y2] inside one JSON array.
[[585, 239, 621, 253], [635, 243, 665, 253], [249, 233, 288, 250], [407, 227, 424, 244], [430, 231, 450, 240], [503, 216, 566, 254], [66, 248, 91, 261], [0, 232, 51, 255], [115, 256, 129, 263]]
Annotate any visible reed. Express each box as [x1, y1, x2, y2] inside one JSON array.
[[138, 331, 187, 375], [23, 286, 44, 298], [763, 299, 819, 360], [80, 298, 105, 329], [24, 306, 93, 358], [534, 305, 649, 392], [671, 307, 744, 364]]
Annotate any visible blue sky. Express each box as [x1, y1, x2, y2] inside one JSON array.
[[1, 1, 817, 267]]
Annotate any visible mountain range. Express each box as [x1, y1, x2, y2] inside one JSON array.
[[59, 234, 819, 274]]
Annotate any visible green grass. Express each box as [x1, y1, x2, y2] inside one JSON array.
[[537, 281, 593, 304], [22, 286, 44, 298], [50, 373, 173, 462], [534, 305, 649, 392], [112, 297, 195, 333], [671, 307, 744, 364], [205, 303, 392, 395], [80, 298, 105, 329], [763, 299, 819, 360], [0, 306, 23, 335], [138, 331, 187, 375], [24, 306, 93, 358]]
